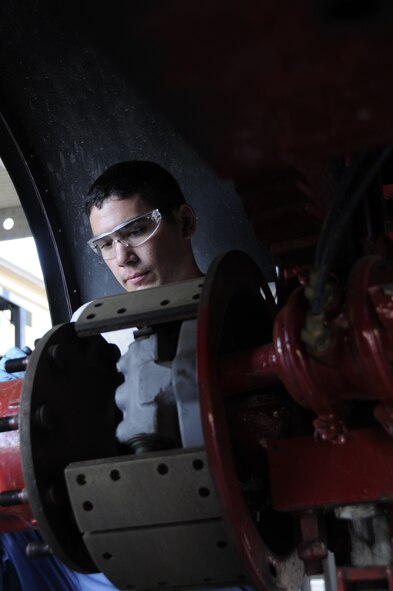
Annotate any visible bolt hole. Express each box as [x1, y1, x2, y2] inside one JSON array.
[[83, 501, 93, 512], [110, 470, 121, 481], [76, 474, 86, 485], [94, 302, 103, 308], [160, 299, 170, 306], [199, 487, 210, 497], [102, 552, 112, 560], [192, 293, 200, 300], [117, 308, 126, 314], [157, 463, 169, 475], [216, 540, 227, 549], [86, 314, 96, 320], [193, 459, 204, 470]]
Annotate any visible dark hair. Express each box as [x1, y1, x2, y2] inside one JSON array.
[[85, 161, 185, 217]]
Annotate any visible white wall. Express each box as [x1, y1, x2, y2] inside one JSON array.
[[0, 254, 51, 353]]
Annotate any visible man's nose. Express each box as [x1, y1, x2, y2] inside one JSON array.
[[113, 239, 137, 264]]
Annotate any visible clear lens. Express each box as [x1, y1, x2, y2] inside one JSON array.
[[88, 209, 161, 259]]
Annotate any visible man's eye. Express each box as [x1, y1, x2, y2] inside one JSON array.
[[98, 240, 113, 251], [125, 224, 145, 238]]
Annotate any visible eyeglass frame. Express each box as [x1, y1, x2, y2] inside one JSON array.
[[87, 208, 162, 258]]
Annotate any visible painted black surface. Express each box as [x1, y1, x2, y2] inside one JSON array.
[[0, 1, 274, 323]]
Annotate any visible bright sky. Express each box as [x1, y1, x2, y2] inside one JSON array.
[[0, 237, 43, 279]]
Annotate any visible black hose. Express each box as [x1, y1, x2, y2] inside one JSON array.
[[313, 150, 368, 268], [311, 145, 393, 316]]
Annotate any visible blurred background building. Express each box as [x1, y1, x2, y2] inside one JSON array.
[[0, 159, 51, 353]]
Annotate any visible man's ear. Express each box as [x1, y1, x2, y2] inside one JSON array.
[[175, 203, 197, 239]]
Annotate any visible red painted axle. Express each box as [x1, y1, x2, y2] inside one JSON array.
[[219, 343, 279, 396]]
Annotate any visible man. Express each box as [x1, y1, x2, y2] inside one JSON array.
[[74, 160, 206, 589]]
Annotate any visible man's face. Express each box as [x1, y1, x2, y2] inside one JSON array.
[[89, 195, 196, 292]]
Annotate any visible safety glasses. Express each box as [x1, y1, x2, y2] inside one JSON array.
[[87, 209, 162, 259]]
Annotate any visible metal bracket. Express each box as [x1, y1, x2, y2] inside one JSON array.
[[74, 278, 204, 337]]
